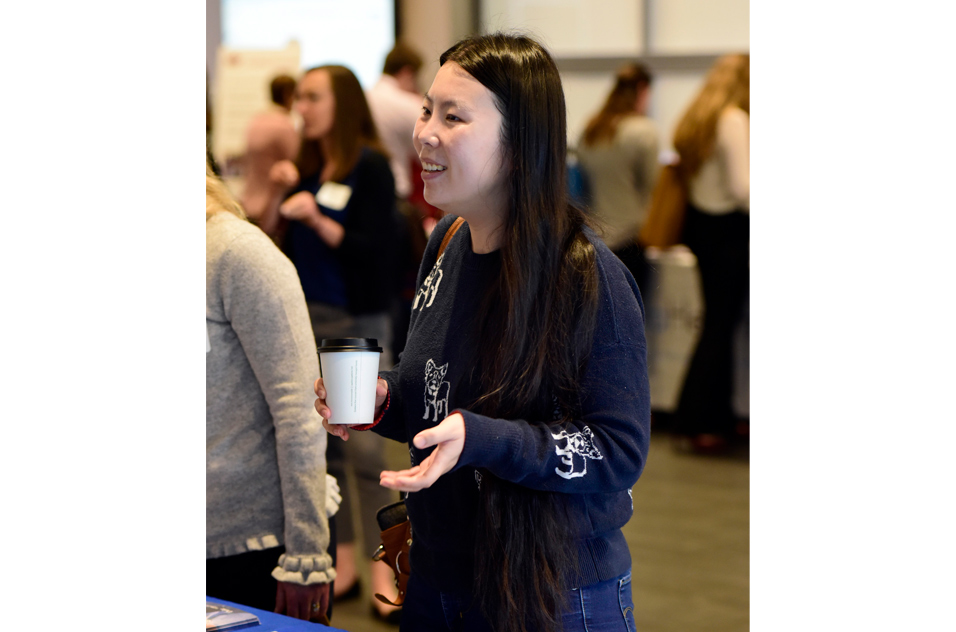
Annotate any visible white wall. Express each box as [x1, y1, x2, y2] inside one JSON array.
[[481, 0, 644, 56], [649, 0, 749, 53], [481, 0, 748, 53]]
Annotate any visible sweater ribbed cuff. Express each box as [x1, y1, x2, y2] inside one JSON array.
[[271, 553, 337, 585]]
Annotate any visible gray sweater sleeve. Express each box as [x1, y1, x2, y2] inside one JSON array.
[[207, 214, 334, 585]]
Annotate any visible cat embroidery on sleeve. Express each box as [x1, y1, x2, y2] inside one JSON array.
[[413, 255, 445, 311], [422, 359, 450, 422], [551, 426, 604, 479]]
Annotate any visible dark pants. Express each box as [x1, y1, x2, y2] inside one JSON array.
[[676, 206, 749, 438], [206, 515, 337, 619]]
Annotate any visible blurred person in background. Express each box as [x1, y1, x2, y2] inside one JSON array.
[[671, 53, 750, 454], [240, 74, 301, 242], [367, 41, 424, 202], [206, 162, 337, 623], [275, 64, 403, 622], [366, 40, 434, 362], [577, 62, 659, 294], [366, 40, 443, 234]]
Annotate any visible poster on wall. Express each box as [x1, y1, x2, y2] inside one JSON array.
[[211, 41, 301, 171]]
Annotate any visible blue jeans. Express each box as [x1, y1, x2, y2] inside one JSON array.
[[400, 570, 636, 632], [562, 571, 636, 632]]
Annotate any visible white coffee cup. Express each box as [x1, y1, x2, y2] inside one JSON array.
[[317, 338, 383, 425]]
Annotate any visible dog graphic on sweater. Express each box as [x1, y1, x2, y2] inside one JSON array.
[[413, 255, 445, 311], [422, 359, 450, 422], [551, 426, 603, 479]]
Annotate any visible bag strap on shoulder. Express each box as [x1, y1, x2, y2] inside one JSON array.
[[437, 216, 466, 260]]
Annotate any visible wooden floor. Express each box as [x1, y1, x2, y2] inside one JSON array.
[[329, 427, 749, 632]]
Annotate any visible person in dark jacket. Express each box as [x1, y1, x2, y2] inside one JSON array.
[[316, 34, 651, 632]]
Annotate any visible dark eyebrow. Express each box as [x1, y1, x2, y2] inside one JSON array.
[[423, 92, 472, 113]]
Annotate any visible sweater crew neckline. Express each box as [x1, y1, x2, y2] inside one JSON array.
[[454, 224, 501, 272]]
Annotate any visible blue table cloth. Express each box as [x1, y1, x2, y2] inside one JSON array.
[[206, 596, 348, 632]]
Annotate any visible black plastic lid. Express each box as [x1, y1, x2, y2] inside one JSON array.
[[317, 338, 383, 353]]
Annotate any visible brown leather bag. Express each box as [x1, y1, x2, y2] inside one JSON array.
[[638, 164, 687, 249], [372, 501, 412, 606]]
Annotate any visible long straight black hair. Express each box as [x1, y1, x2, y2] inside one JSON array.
[[441, 33, 600, 631]]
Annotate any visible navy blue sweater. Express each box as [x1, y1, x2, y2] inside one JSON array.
[[368, 215, 651, 593]]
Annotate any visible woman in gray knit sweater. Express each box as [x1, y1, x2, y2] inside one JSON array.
[[206, 164, 336, 622]]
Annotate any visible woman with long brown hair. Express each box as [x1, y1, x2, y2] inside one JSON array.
[[317, 33, 650, 631], [274, 64, 403, 619], [577, 62, 660, 292], [672, 54, 750, 454]]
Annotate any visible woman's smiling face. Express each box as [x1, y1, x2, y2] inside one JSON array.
[[413, 62, 510, 222]]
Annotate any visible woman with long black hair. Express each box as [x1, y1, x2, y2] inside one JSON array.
[[317, 33, 651, 631]]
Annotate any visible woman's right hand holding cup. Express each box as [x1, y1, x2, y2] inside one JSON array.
[[315, 377, 389, 441]]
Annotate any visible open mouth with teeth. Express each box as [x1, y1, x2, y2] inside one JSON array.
[[422, 162, 447, 172]]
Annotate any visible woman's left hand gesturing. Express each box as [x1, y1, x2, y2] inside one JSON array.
[[379, 413, 465, 492]]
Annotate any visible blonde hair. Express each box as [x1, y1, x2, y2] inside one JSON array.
[[206, 161, 246, 221], [672, 54, 749, 180]]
